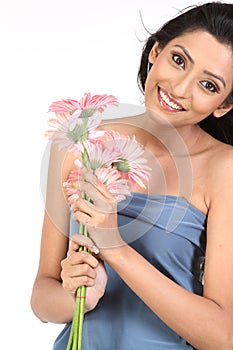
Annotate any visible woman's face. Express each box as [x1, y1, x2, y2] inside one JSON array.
[[144, 30, 233, 126]]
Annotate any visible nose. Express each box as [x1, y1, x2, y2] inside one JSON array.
[[170, 75, 193, 99]]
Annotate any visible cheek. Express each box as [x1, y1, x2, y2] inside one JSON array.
[[191, 90, 225, 116], [148, 58, 180, 87], [145, 63, 166, 91], [150, 59, 167, 78]]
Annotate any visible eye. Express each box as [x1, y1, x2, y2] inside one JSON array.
[[172, 54, 185, 69], [200, 81, 219, 93]]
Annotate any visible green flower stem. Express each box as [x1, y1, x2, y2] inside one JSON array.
[[72, 301, 79, 350], [67, 143, 91, 350], [66, 192, 90, 350], [66, 323, 74, 350], [66, 281, 81, 350], [77, 285, 86, 349]]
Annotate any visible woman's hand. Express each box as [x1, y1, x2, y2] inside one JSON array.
[[61, 234, 108, 312], [69, 167, 126, 252]]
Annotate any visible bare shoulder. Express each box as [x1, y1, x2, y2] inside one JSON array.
[[207, 141, 233, 175], [204, 140, 233, 205], [100, 114, 144, 136], [49, 143, 77, 183]]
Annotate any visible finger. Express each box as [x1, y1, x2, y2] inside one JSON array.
[[72, 210, 97, 230], [71, 196, 95, 216], [78, 182, 117, 215], [64, 185, 79, 197], [78, 181, 109, 208], [62, 275, 96, 293], [64, 250, 99, 270], [67, 193, 80, 205], [67, 237, 80, 256], [79, 167, 115, 200], [61, 253, 100, 292], [61, 259, 97, 280], [63, 180, 80, 200], [71, 195, 113, 221], [65, 262, 97, 279], [69, 233, 99, 254]]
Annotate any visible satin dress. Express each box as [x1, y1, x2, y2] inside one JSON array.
[[53, 193, 206, 350]]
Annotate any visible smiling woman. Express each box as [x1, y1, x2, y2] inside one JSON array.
[[138, 2, 233, 144], [31, 2, 233, 350], [144, 31, 232, 126]]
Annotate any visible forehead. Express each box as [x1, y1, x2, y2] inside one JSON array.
[[166, 31, 233, 86]]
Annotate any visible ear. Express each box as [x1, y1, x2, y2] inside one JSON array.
[[213, 102, 233, 118], [148, 42, 161, 64]]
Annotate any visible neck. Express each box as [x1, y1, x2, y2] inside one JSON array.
[[133, 110, 201, 156]]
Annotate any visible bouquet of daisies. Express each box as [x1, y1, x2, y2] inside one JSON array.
[[46, 93, 150, 350]]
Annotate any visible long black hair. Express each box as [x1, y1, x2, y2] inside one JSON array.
[[137, 2, 233, 145]]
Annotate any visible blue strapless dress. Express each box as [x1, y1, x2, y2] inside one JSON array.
[[53, 193, 206, 349]]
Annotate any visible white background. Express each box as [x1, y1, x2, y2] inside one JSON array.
[[0, 0, 217, 348]]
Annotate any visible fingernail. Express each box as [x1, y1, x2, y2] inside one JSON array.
[[92, 245, 100, 254], [68, 193, 79, 204], [69, 193, 79, 201], [74, 159, 82, 168]]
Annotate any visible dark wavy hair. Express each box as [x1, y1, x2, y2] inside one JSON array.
[[137, 2, 233, 145]]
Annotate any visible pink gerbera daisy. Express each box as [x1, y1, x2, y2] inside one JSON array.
[[46, 93, 118, 152], [64, 166, 130, 203], [95, 167, 131, 202], [103, 130, 151, 189], [76, 93, 118, 113], [45, 109, 105, 152], [75, 140, 119, 170], [49, 93, 118, 115]]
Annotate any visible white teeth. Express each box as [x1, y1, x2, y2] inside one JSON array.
[[160, 89, 183, 110]]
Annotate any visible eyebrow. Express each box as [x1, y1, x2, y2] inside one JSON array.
[[203, 70, 226, 89], [174, 44, 226, 89], [174, 44, 194, 64]]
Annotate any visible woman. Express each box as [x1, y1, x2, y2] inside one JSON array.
[[31, 2, 233, 349]]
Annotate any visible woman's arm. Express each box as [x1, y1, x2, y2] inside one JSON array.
[[31, 143, 75, 323], [72, 154, 233, 350], [31, 212, 75, 324], [31, 144, 107, 324], [103, 242, 232, 350]]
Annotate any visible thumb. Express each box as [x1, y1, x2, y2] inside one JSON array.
[[69, 233, 100, 254]]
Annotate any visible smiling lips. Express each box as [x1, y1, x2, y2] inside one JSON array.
[[158, 87, 185, 112]]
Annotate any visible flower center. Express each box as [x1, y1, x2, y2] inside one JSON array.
[[113, 159, 130, 172]]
